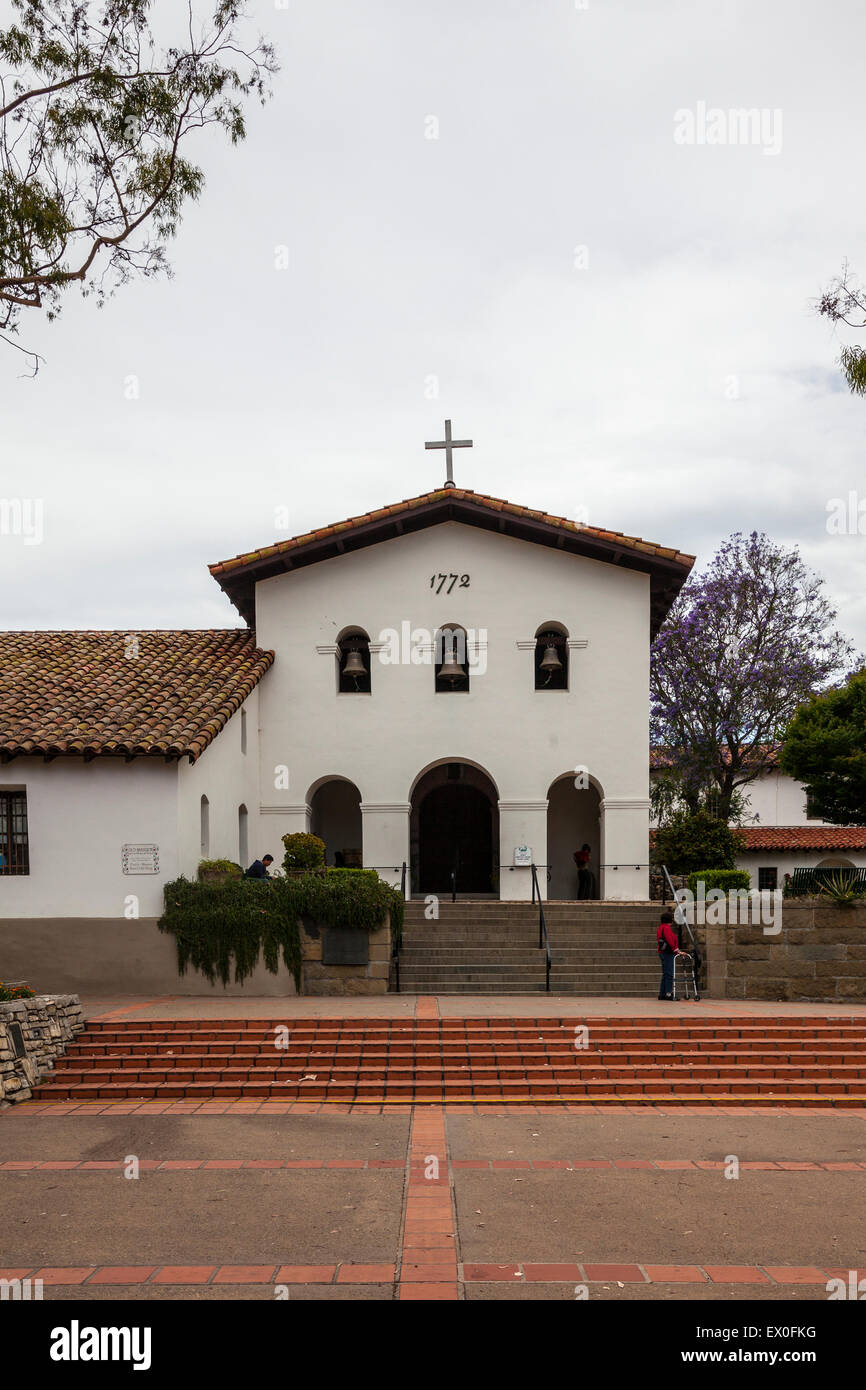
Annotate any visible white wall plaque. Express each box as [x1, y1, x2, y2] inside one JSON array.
[[513, 845, 532, 866], [122, 844, 160, 875]]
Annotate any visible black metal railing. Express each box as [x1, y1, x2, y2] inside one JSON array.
[[391, 861, 407, 992], [530, 862, 551, 992], [661, 863, 700, 953]]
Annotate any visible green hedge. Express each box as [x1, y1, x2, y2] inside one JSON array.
[[159, 869, 404, 986], [686, 869, 752, 896]]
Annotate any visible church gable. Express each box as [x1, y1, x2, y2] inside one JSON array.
[[209, 487, 695, 635]]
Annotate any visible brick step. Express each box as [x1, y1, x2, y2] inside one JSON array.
[[70, 1025, 866, 1046], [32, 1078, 866, 1104], [62, 1045, 866, 1067], [80, 1014, 863, 1030], [45, 1063, 866, 1087], [33, 1012, 866, 1108]]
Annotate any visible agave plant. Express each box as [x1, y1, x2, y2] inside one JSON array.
[[816, 870, 862, 906]]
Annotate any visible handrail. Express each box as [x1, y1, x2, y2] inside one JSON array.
[[391, 861, 407, 992], [450, 868, 457, 903], [661, 863, 698, 952], [530, 863, 551, 992]]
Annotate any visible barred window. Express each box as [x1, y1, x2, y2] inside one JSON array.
[[0, 791, 29, 875], [758, 866, 778, 891]]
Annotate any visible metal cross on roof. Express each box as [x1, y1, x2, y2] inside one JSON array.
[[425, 418, 472, 489]]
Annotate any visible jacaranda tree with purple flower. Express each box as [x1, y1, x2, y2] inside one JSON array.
[[651, 532, 858, 824]]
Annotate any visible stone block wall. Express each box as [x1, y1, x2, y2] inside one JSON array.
[[704, 900, 866, 1001], [300, 918, 392, 996], [0, 994, 85, 1105]]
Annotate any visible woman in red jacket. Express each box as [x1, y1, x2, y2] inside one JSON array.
[[657, 909, 683, 1000]]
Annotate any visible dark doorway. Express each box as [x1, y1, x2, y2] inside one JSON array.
[[418, 783, 494, 893]]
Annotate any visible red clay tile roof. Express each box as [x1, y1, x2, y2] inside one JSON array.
[[737, 827, 866, 852], [650, 746, 781, 769], [210, 488, 695, 577], [209, 487, 695, 632], [0, 630, 273, 763]]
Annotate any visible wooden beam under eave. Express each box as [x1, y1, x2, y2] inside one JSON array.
[[42, 753, 56, 764], [0, 751, 16, 764]]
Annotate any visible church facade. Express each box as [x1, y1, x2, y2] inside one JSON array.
[[0, 487, 694, 950], [213, 487, 694, 903]]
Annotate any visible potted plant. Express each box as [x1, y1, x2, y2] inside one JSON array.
[[281, 833, 326, 877], [197, 858, 243, 885]]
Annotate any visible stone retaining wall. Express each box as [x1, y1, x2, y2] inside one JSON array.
[[704, 899, 866, 1001], [0, 994, 85, 1105], [300, 918, 391, 995]]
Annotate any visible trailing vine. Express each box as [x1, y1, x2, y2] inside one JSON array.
[[159, 870, 403, 986]]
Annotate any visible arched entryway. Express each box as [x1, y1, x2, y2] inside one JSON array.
[[546, 773, 601, 899], [410, 761, 499, 895], [309, 777, 363, 866]]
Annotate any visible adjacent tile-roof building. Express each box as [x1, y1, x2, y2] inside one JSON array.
[[0, 630, 274, 763], [738, 827, 866, 852], [210, 487, 696, 633]]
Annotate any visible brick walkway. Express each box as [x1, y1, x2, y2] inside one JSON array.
[[2, 995, 865, 1300]]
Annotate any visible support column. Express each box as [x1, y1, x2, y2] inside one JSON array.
[[259, 802, 311, 859], [598, 797, 650, 900], [497, 800, 549, 901], [361, 803, 410, 896]]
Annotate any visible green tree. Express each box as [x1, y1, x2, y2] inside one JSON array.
[[652, 810, 745, 876], [779, 670, 866, 825], [0, 0, 276, 370], [816, 260, 866, 396]]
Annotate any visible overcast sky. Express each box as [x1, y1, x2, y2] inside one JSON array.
[[2, 0, 865, 650]]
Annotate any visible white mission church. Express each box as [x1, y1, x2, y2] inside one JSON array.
[[2, 446, 864, 991]]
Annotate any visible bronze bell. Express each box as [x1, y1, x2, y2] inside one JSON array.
[[439, 634, 465, 683], [540, 640, 562, 673], [342, 647, 367, 678]]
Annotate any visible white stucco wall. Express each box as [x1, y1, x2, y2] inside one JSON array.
[[2, 690, 263, 918], [177, 689, 262, 876], [740, 771, 831, 826], [0, 757, 178, 917], [737, 849, 866, 883], [254, 522, 652, 899]]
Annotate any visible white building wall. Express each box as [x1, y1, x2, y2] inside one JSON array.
[[737, 849, 866, 883], [177, 688, 263, 877], [741, 771, 828, 826], [255, 522, 652, 899], [1, 757, 178, 917]]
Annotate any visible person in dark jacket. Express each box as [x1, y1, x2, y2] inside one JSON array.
[[573, 843, 592, 899], [245, 854, 274, 879], [657, 908, 683, 1000]]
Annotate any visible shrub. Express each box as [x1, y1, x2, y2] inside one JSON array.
[[197, 858, 243, 878], [300, 869, 405, 938], [653, 811, 745, 875], [0, 981, 36, 1002], [159, 868, 405, 986], [281, 833, 325, 871], [687, 869, 752, 897]]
